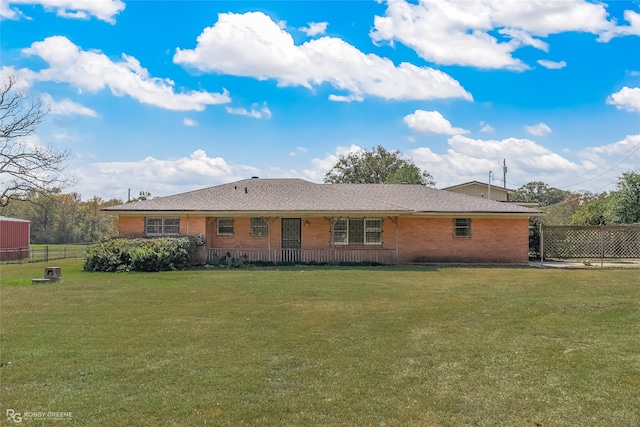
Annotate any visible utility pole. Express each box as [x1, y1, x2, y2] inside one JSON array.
[[502, 159, 508, 189], [488, 171, 493, 200]]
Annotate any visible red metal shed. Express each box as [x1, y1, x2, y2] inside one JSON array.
[[0, 216, 30, 261]]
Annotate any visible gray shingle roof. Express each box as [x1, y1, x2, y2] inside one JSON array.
[[104, 178, 542, 216]]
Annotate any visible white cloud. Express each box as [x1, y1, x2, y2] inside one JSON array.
[[524, 122, 552, 136], [17, 36, 230, 111], [302, 145, 364, 181], [72, 149, 259, 198], [599, 10, 640, 42], [225, 102, 272, 119], [328, 94, 365, 103], [41, 93, 97, 116], [299, 21, 328, 36], [499, 28, 549, 52], [411, 134, 582, 189], [0, 65, 38, 89], [370, 0, 623, 70], [607, 86, 640, 113], [1, 0, 125, 23], [581, 134, 640, 158], [52, 132, 78, 141], [537, 59, 567, 69], [173, 11, 472, 102], [289, 146, 309, 157], [404, 110, 469, 135], [69, 134, 640, 199], [480, 122, 494, 133], [183, 118, 198, 127]]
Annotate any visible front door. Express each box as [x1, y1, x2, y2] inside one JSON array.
[[281, 218, 301, 262]]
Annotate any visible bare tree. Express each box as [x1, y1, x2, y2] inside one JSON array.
[[0, 75, 72, 206]]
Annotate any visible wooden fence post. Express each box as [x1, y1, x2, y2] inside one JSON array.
[[540, 223, 544, 268]]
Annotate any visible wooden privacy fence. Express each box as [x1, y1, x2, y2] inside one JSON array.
[[208, 248, 398, 265], [541, 225, 640, 259]]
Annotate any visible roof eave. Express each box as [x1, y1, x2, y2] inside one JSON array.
[[105, 209, 542, 217]]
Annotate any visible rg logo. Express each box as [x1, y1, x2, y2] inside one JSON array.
[[6, 409, 22, 423]]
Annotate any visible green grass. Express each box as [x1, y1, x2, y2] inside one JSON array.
[[1, 261, 639, 426]]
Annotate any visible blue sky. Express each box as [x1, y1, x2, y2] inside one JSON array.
[[1, 0, 639, 201]]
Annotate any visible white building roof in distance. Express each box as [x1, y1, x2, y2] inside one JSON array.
[[440, 181, 515, 193], [0, 216, 31, 222]]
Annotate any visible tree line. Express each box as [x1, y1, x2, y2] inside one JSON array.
[[510, 172, 640, 226], [0, 191, 123, 244]]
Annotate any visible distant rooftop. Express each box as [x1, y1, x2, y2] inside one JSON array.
[[441, 181, 516, 193]]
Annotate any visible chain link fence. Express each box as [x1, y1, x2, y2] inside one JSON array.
[[0, 245, 90, 264]]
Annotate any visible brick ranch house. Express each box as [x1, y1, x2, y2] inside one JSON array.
[[104, 178, 543, 265]]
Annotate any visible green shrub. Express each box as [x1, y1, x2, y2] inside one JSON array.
[[206, 252, 248, 269], [84, 237, 197, 272]]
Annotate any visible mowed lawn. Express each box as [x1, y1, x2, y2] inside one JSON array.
[[1, 261, 639, 426]]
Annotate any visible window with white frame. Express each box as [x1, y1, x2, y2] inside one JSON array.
[[251, 218, 269, 237], [217, 218, 234, 236], [333, 218, 382, 245], [145, 217, 180, 236], [454, 218, 471, 237]]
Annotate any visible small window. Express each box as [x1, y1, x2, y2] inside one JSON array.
[[454, 218, 471, 237], [217, 218, 234, 236], [365, 218, 382, 245], [334, 219, 348, 245], [145, 217, 180, 236], [251, 218, 269, 237]]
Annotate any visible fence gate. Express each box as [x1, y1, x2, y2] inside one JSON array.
[[541, 225, 640, 260]]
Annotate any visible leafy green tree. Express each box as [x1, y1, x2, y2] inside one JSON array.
[[23, 191, 60, 243], [0, 190, 122, 243], [324, 145, 435, 186], [610, 171, 640, 224], [80, 196, 121, 242], [568, 192, 613, 225], [510, 181, 570, 207], [55, 192, 83, 243], [128, 190, 152, 202]]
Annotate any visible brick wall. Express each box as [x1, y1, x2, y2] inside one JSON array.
[[396, 217, 529, 264], [118, 216, 144, 237], [117, 214, 530, 264]]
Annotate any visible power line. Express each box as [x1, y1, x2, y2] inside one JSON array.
[[549, 138, 640, 191]]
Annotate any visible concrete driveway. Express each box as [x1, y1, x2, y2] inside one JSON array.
[[529, 259, 640, 268]]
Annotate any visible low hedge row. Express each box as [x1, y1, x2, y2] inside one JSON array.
[[83, 237, 197, 272]]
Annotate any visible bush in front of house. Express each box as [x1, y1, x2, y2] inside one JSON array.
[[83, 237, 197, 272]]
